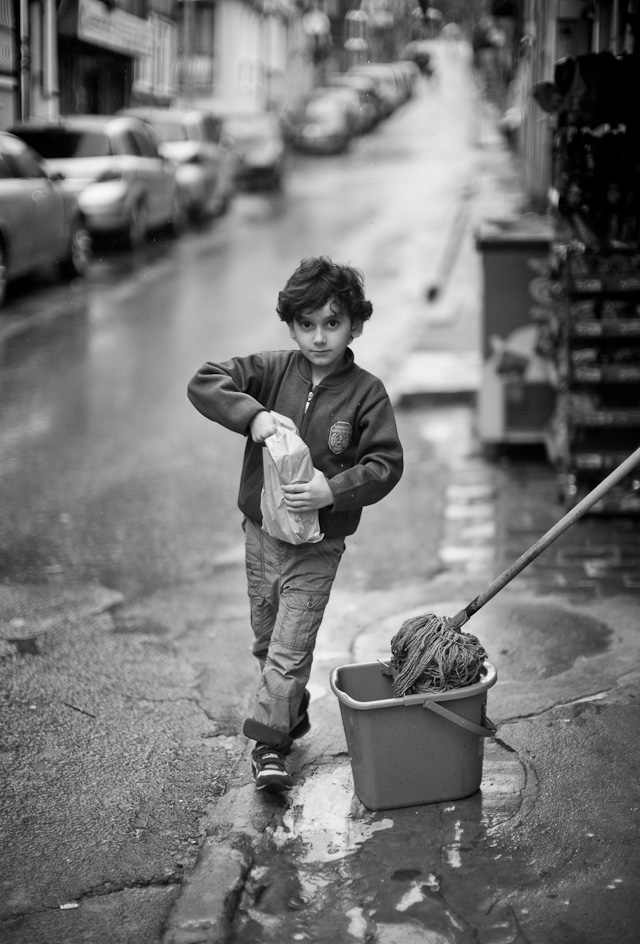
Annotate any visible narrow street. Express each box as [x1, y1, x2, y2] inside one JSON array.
[[3, 41, 640, 944], [0, 43, 482, 944]]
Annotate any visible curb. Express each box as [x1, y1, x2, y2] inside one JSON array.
[[162, 746, 283, 944], [162, 839, 248, 944]]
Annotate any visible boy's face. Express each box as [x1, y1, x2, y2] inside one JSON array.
[[289, 300, 360, 380]]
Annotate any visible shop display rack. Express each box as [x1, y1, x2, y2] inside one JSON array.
[[532, 49, 640, 514], [542, 246, 640, 513]]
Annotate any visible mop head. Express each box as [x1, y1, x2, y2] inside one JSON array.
[[390, 614, 488, 697]]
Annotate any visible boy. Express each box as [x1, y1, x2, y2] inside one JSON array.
[[187, 256, 403, 794]]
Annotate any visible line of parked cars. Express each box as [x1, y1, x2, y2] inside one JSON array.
[[0, 60, 420, 308], [279, 59, 422, 155], [0, 105, 289, 308]]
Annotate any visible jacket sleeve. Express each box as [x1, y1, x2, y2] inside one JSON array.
[[187, 355, 268, 435], [326, 387, 403, 511]]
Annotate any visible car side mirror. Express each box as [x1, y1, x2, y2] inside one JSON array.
[[48, 170, 65, 182]]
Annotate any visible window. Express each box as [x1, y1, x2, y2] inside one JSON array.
[[11, 147, 46, 179], [148, 120, 187, 143], [12, 130, 112, 159], [202, 114, 222, 144], [132, 127, 160, 158], [0, 138, 46, 178], [0, 152, 15, 179], [120, 130, 142, 156]]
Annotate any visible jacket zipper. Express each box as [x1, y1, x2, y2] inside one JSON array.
[[301, 384, 318, 436]]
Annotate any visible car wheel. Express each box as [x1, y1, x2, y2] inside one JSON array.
[[61, 219, 91, 279], [0, 242, 7, 308], [127, 202, 149, 250]]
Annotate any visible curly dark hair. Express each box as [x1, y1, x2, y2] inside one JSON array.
[[276, 256, 373, 327]]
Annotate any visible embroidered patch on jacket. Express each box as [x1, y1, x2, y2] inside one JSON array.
[[328, 421, 352, 454]]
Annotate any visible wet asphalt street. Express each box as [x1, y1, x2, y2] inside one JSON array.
[[0, 42, 480, 944], [2, 42, 640, 944]]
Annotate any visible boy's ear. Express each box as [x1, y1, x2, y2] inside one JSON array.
[[288, 323, 297, 340], [350, 319, 363, 339]]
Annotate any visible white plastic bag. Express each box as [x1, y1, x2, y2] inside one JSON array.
[[260, 412, 324, 545]]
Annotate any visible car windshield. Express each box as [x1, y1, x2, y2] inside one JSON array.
[[14, 130, 112, 159], [147, 121, 189, 143]]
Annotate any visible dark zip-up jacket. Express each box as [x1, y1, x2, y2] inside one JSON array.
[[187, 348, 403, 538]]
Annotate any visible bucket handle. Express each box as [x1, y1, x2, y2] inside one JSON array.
[[423, 699, 497, 738]]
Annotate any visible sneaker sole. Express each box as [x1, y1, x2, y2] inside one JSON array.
[[255, 777, 292, 794]]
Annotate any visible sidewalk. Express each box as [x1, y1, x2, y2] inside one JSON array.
[[162, 67, 640, 944]]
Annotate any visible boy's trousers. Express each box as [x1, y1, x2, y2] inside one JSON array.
[[242, 517, 345, 753]]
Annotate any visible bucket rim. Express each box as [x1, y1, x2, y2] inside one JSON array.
[[330, 660, 497, 711]]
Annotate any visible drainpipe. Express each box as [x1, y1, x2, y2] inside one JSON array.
[[19, 0, 28, 119], [43, 0, 58, 118]]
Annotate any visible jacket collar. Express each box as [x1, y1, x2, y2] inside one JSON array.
[[295, 348, 356, 387]]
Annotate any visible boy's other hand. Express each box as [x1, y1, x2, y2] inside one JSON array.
[[250, 411, 277, 443], [282, 468, 334, 511]]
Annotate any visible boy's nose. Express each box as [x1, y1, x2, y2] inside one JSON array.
[[313, 327, 326, 345]]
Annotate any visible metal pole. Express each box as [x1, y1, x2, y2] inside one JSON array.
[[43, 0, 58, 117]]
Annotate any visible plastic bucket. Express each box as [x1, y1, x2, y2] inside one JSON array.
[[330, 660, 498, 811]]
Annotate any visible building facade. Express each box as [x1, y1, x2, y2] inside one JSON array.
[[0, 0, 320, 128]]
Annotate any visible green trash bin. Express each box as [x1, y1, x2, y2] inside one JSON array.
[[330, 661, 498, 811]]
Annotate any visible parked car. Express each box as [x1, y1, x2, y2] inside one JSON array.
[[9, 115, 187, 248], [308, 86, 370, 137], [119, 107, 237, 220], [224, 111, 288, 190], [394, 59, 423, 97], [327, 73, 383, 129], [280, 95, 353, 155], [0, 131, 90, 307], [347, 63, 405, 114], [401, 41, 436, 79]]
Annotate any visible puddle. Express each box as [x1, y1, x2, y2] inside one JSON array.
[[232, 744, 530, 943], [272, 764, 393, 863], [469, 600, 613, 679]]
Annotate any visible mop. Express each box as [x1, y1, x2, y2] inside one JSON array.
[[390, 445, 640, 697]]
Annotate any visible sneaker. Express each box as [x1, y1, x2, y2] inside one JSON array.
[[251, 744, 293, 794], [290, 690, 311, 741]]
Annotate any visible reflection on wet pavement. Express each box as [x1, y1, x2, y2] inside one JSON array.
[[231, 740, 530, 943], [272, 764, 394, 863]]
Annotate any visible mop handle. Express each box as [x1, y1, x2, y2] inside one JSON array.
[[447, 443, 640, 629]]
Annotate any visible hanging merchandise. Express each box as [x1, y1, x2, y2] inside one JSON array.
[[534, 51, 640, 248], [532, 50, 640, 514]]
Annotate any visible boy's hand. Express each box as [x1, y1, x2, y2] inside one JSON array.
[[282, 468, 334, 512], [250, 411, 277, 443]]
